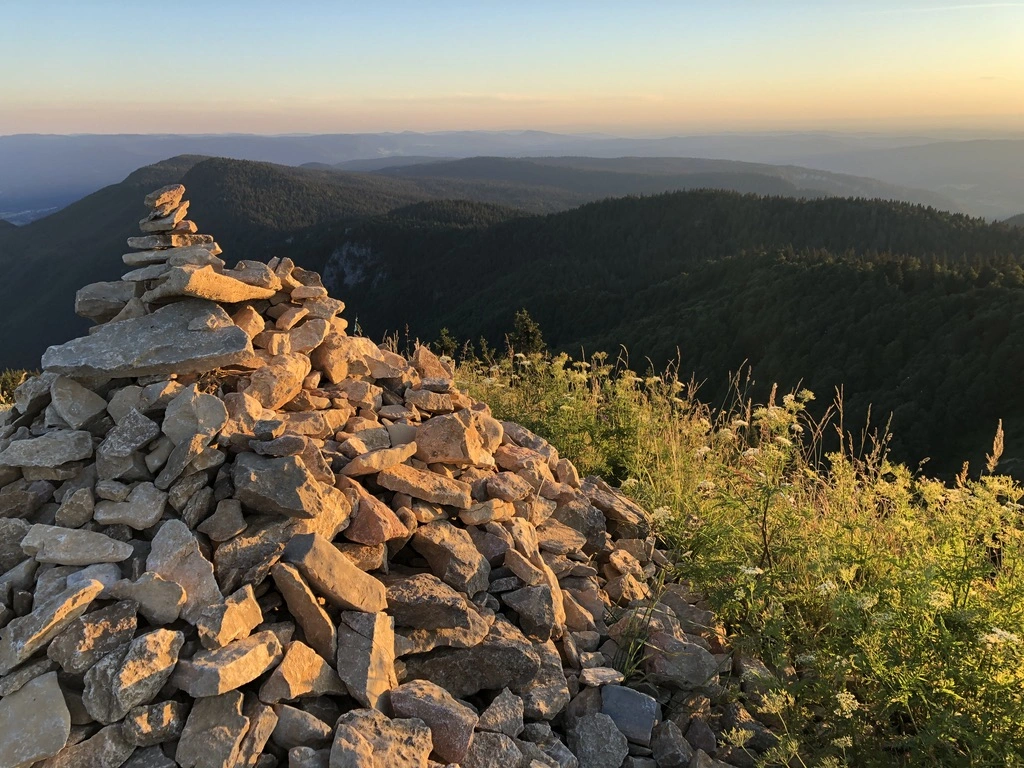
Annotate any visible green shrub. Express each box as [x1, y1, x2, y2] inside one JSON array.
[[460, 352, 1024, 767], [0, 369, 28, 405]]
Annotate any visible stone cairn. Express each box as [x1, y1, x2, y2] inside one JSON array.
[[0, 185, 782, 768]]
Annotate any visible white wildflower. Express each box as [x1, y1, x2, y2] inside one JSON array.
[[834, 692, 860, 718], [694, 446, 712, 458], [981, 627, 1022, 647], [928, 591, 952, 610], [816, 580, 839, 596], [855, 593, 878, 611], [740, 566, 764, 577], [831, 736, 853, 749], [697, 480, 716, 494]]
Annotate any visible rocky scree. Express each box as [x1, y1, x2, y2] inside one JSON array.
[[0, 184, 782, 768]]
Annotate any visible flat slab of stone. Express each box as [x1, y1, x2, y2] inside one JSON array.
[[42, 300, 253, 379], [282, 533, 387, 612], [0, 431, 94, 468], [21, 524, 134, 566], [376, 464, 473, 509], [0, 672, 71, 768], [335, 611, 397, 709], [172, 631, 283, 697], [47, 599, 138, 674], [142, 264, 278, 304]]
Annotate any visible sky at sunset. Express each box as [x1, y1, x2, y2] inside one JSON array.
[[1, 0, 1022, 135]]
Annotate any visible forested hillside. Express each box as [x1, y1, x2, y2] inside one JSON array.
[[286, 192, 1024, 474], [4, 156, 1024, 473], [1006, 213, 1024, 228]]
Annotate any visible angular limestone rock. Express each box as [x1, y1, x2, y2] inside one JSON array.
[[176, 691, 250, 768], [0, 672, 71, 768], [389, 679, 478, 763], [335, 611, 397, 709], [20, 524, 134, 566], [0, 431, 94, 468], [258, 641, 344, 703], [92, 482, 167, 529], [0, 579, 104, 675], [83, 628, 184, 724], [39, 723, 135, 768], [196, 585, 263, 650], [49, 377, 108, 430], [567, 712, 628, 768], [123, 701, 190, 747], [376, 464, 473, 509], [111, 573, 186, 626], [271, 563, 337, 662], [332, 709, 432, 768], [47, 599, 138, 674], [414, 410, 499, 468], [411, 521, 490, 596], [146, 519, 223, 624], [402, 618, 541, 698], [232, 453, 339, 520], [142, 264, 277, 305], [42, 300, 253, 379], [172, 631, 284, 697], [282, 534, 387, 612], [477, 688, 525, 738]]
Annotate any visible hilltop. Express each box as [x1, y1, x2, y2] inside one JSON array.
[[1006, 213, 1024, 228]]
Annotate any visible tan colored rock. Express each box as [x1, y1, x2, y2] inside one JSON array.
[[246, 353, 309, 410], [282, 534, 387, 612], [259, 641, 344, 703], [333, 709, 432, 768], [196, 585, 263, 650], [376, 464, 472, 509], [414, 410, 500, 467], [0, 672, 71, 768], [0, 579, 104, 675], [459, 498, 515, 526], [232, 305, 266, 339], [271, 563, 337, 662], [339, 441, 417, 477], [128, 232, 214, 249], [173, 631, 284, 697], [338, 479, 409, 546], [144, 184, 185, 209], [83, 628, 184, 724], [143, 264, 277, 304], [411, 520, 490, 596], [140, 201, 189, 232], [389, 679, 478, 763], [176, 691, 250, 768], [335, 611, 397, 709]]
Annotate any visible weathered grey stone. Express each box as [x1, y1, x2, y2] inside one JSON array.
[[47, 599, 138, 674], [39, 723, 135, 768], [54, 488, 95, 528], [123, 701, 190, 747], [0, 579, 103, 675], [21, 524, 133, 566], [411, 521, 490, 597], [122, 747, 175, 768], [271, 705, 333, 751], [259, 641, 344, 703], [601, 685, 659, 746], [335, 611, 396, 709], [578, 667, 624, 687], [196, 585, 263, 650], [643, 632, 720, 690], [0, 431, 93, 468], [83, 629, 184, 724], [650, 721, 693, 768], [478, 687, 525, 738], [146, 520, 223, 624], [236, 698, 278, 768], [143, 264, 277, 305], [503, 585, 557, 641], [282, 534, 387, 612], [42, 300, 253, 379], [75, 280, 138, 322], [339, 441, 416, 477], [233, 453, 341, 520], [49, 378, 107, 430], [197, 499, 247, 542], [461, 732, 523, 768], [0, 519, 30, 573], [0, 672, 70, 768], [172, 631, 283, 697], [144, 184, 185, 209], [513, 639, 570, 721], [93, 483, 166, 529], [176, 691, 250, 768], [390, 679, 478, 763], [110, 573, 186, 625], [332, 709, 432, 768], [403, 617, 540, 698], [96, 409, 160, 480], [567, 713, 628, 768], [271, 563, 336, 661], [0, 657, 58, 697], [0, 478, 54, 519]]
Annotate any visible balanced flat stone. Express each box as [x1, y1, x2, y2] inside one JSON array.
[[142, 264, 278, 305], [42, 300, 253, 378]]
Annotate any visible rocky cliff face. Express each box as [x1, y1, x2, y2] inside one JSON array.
[[0, 185, 777, 768]]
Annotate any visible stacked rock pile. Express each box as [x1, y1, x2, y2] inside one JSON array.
[[0, 185, 782, 768]]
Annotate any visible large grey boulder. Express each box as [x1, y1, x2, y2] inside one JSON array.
[[42, 299, 253, 378]]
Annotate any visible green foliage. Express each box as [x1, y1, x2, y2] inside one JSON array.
[[0, 369, 28, 405], [507, 308, 547, 355], [460, 353, 1024, 767]]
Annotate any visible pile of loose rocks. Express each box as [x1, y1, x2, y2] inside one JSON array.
[[0, 185, 783, 768]]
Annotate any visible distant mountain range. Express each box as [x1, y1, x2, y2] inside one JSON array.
[[4, 154, 1024, 475], [3, 130, 1023, 222], [1006, 213, 1024, 228]]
